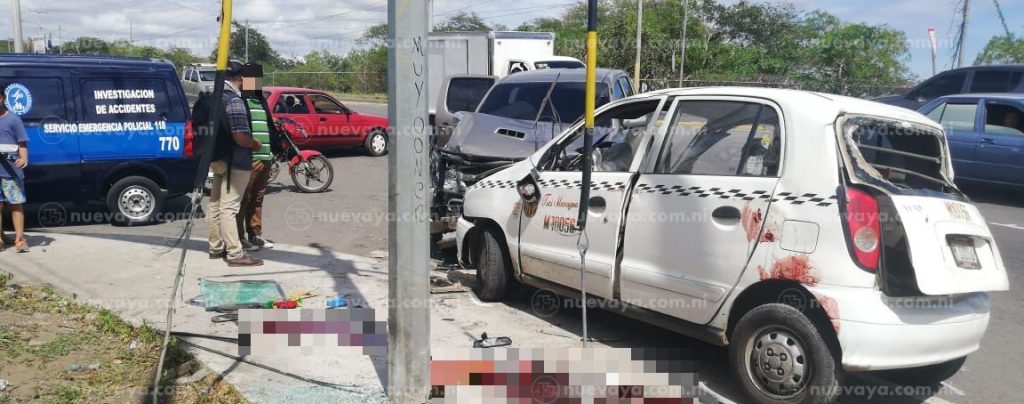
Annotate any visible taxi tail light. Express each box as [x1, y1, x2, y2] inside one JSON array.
[[845, 187, 881, 271], [184, 120, 195, 158]]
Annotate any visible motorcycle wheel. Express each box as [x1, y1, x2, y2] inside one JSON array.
[[291, 155, 334, 193]]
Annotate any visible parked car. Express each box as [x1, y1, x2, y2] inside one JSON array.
[[875, 64, 1024, 110], [432, 68, 634, 233], [0, 54, 198, 224], [457, 87, 1008, 404], [262, 86, 390, 156], [919, 93, 1024, 189], [181, 63, 217, 105]]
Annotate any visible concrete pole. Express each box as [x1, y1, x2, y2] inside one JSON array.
[[12, 0, 24, 53], [633, 0, 643, 88], [387, 0, 431, 403], [244, 20, 249, 62]]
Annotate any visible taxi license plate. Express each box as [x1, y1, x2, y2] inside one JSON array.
[[948, 236, 981, 269]]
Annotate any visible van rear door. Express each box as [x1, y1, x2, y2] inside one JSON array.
[[836, 115, 1009, 295]]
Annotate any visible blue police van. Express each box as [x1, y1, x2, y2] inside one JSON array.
[[0, 54, 197, 225]]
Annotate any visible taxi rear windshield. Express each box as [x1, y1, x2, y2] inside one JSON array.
[[840, 116, 956, 194]]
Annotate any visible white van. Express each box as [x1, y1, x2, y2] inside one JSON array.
[[455, 87, 1009, 404]]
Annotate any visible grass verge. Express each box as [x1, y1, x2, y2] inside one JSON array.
[[0, 272, 245, 403]]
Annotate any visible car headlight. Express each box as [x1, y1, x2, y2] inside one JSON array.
[[443, 169, 465, 194]]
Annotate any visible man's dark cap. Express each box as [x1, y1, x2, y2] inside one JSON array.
[[226, 60, 245, 78]]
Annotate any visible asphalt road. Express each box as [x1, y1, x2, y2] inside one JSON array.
[[13, 101, 1021, 403]]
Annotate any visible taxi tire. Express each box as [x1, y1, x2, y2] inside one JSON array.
[[731, 303, 841, 404], [475, 228, 510, 301], [107, 176, 164, 226]]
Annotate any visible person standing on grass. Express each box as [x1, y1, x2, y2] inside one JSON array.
[[0, 84, 30, 253], [207, 62, 264, 267]]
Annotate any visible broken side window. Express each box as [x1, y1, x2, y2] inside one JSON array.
[[838, 115, 958, 195]]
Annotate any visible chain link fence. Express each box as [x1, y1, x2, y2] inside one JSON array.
[[264, 72, 909, 100], [639, 78, 910, 98], [265, 71, 387, 95]]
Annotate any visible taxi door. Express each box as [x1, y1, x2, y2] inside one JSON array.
[[517, 97, 669, 299], [619, 97, 784, 324]]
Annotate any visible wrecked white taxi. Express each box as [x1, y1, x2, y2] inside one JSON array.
[[455, 87, 1009, 404]]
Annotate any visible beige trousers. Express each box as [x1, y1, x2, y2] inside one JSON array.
[[207, 160, 252, 260]]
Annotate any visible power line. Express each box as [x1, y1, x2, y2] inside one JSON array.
[[435, 0, 501, 17], [247, 3, 386, 25]]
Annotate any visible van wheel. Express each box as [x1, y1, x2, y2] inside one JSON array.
[[364, 129, 388, 156], [107, 176, 164, 226], [876, 357, 966, 385], [474, 227, 511, 301], [731, 304, 841, 404]]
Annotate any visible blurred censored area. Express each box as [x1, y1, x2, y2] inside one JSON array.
[[430, 348, 699, 403], [237, 309, 386, 356]]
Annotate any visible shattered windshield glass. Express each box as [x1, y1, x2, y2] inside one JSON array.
[[477, 82, 609, 123], [839, 116, 957, 194]]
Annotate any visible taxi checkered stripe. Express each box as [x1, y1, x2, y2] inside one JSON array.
[[635, 184, 838, 207], [771, 192, 839, 207], [537, 179, 628, 192], [471, 179, 517, 189]]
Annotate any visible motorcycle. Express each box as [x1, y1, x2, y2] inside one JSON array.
[[270, 117, 334, 193]]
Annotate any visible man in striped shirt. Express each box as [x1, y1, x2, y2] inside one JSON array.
[[237, 67, 278, 250], [207, 61, 264, 267]]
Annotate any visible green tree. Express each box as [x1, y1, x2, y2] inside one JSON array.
[[975, 34, 1024, 64], [210, 21, 281, 67], [434, 11, 491, 32], [61, 37, 112, 55]]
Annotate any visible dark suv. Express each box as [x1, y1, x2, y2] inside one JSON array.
[[875, 65, 1024, 110]]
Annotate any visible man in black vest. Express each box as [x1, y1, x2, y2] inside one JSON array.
[[207, 61, 264, 267]]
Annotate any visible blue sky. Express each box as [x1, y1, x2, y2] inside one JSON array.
[[2, 0, 1020, 80]]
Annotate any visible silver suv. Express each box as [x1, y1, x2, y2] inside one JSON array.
[[181, 63, 217, 105]]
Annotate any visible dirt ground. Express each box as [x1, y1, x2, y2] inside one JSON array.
[[0, 272, 244, 404]]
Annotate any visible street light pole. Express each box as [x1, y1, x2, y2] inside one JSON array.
[[387, 0, 431, 402], [633, 0, 643, 88], [12, 0, 24, 53]]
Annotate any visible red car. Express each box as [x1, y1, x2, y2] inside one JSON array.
[[263, 86, 390, 156]]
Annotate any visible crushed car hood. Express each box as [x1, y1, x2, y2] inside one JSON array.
[[441, 112, 571, 159]]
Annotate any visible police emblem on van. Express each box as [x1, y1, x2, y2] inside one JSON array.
[[3, 83, 32, 116]]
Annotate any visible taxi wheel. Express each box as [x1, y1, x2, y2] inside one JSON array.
[[731, 303, 841, 404], [475, 227, 511, 301], [107, 176, 164, 226]]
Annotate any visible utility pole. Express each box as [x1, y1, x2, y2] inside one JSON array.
[[956, 0, 970, 68], [928, 28, 938, 75], [633, 0, 643, 88], [58, 25, 62, 54], [12, 0, 24, 53], [577, 0, 599, 348], [244, 20, 249, 62], [678, 0, 689, 87], [387, 0, 430, 402], [129, 18, 133, 45]]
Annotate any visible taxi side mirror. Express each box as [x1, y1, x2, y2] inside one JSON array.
[[517, 169, 541, 204]]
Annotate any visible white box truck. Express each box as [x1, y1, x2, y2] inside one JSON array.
[[427, 31, 583, 117]]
